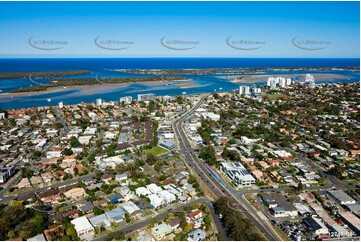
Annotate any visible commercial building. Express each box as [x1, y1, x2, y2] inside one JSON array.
[[119, 96, 133, 105], [271, 207, 286, 217], [239, 86, 251, 95], [0, 166, 16, 184], [96, 98, 102, 106], [328, 190, 356, 205], [303, 216, 329, 236], [160, 140, 176, 150], [251, 87, 262, 96], [338, 211, 360, 235], [220, 162, 256, 186], [138, 93, 156, 101]]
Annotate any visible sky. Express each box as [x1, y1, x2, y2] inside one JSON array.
[[0, 1, 359, 58]]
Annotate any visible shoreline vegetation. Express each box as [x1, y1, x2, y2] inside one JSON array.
[[0, 70, 91, 79], [9, 75, 184, 93]]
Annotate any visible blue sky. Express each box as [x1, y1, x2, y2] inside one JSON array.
[[0, 1, 359, 58]]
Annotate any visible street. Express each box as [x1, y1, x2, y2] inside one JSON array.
[[172, 96, 281, 241]]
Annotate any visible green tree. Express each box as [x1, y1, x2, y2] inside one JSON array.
[[70, 137, 81, 147], [62, 148, 73, 156], [93, 206, 104, 216], [66, 224, 78, 241]]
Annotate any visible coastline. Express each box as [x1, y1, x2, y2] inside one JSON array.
[[0, 80, 202, 98], [227, 73, 350, 84]]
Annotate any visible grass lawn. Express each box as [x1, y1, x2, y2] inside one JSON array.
[[262, 93, 288, 99], [245, 194, 262, 211], [144, 146, 168, 155], [274, 224, 291, 241], [142, 209, 154, 217]]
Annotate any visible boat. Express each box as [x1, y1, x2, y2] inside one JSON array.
[[182, 91, 187, 95], [47, 99, 52, 102]]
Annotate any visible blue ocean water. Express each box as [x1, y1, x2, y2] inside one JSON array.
[[0, 58, 359, 72], [0, 58, 359, 109]]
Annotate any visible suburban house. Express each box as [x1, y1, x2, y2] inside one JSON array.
[[151, 223, 173, 240], [71, 216, 95, 240]]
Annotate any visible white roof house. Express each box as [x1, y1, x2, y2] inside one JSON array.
[[164, 184, 182, 195], [71, 216, 95, 240], [89, 214, 111, 228], [157, 190, 176, 204], [46, 150, 62, 159], [135, 187, 152, 196], [120, 201, 141, 215], [27, 234, 46, 241], [78, 136, 92, 145], [147, 194, 164, 208], [146, 183, 163, 194], [151, 223, 173, 240]]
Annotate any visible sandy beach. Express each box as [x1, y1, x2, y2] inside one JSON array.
[[165, 79, 200, 89], [0, 80, 171, 98]]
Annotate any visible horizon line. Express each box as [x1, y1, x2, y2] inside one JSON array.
[[0, 57, 360, 59]]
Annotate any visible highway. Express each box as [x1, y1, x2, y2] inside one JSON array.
[[172, 96, 281, 241]]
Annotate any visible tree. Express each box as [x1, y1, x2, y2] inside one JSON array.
[[7, 231, 16, 239], [297, 182, 303, 192], [32, 151, 42, 159], [167, 213, 174, 221], [183, 223, 192, 233], [125, 213, 131, 223], [19, 230, 32, 240], [198, 146, 217, 166], [66, 224, 78, 241], [62, 148, 73, 156], [0, 219, 6, 240], [70, 137, 81, 147], [93, 206, 104, 216], [215, 197, 265, 241], [204, 215, 211, 225], [3, 201, 28, 228], [146, 153, 157, 166]]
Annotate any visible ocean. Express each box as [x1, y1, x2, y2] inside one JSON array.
[[0, 58, 359, 109]]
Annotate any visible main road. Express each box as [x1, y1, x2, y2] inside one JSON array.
[[173, 95, 281, 241], [0, 173, 95, 204]]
